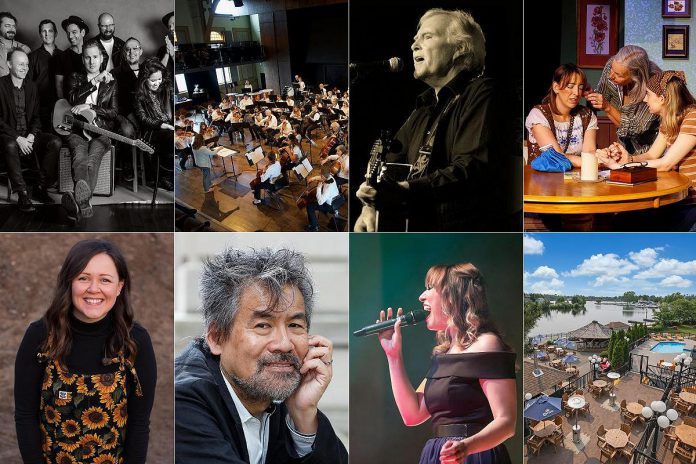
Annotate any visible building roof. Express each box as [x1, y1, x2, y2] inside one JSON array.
[[605, 321, 630, 330], [523, 359, 573, 397], [566, 320, 612, 340]]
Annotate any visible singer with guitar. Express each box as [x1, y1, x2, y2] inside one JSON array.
[[375, 263, 516, 464], [354, 9, 504, 232], [61, 38, 118, 221]]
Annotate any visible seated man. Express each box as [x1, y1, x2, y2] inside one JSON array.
[[252, 151, 281, 205], [61, 38, 118, 221], [306, 167, 344, 232], [322, 144, 349, 187], [175, 247, 348, 463], [0, 48, 60, 211]]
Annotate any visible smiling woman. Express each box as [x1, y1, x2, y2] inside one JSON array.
[[13, 239, 157, 464]]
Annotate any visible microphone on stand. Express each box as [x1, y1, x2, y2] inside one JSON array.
[[349, 57, 403, 74], [353, 308, 428, 337]]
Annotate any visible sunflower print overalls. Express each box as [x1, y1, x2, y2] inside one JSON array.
[[37, 352, 143, 464]]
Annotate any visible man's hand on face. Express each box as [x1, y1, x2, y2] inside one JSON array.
[[285, 334, 334, 434]]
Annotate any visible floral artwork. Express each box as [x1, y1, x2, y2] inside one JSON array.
[[667, 1, 686, 12], [586, 5, 610, 55], [663, 0, 691, 17]]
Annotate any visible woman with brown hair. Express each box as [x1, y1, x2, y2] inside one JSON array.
[[525, 63, 598, 165], [14, 239, 156, 463], [376, 263, 516, 464]]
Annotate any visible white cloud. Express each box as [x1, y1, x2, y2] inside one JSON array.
[[531, 278, 564, 294], [634, 259, 696, 279], [629, 248, 660, 267], [531, 266, 559, 279], [661, 275, 692, 288], [565, 253, 638, 286], [523, 235, 544, 255]]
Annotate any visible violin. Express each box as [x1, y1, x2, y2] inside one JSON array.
[[249, 164, 268, 189]]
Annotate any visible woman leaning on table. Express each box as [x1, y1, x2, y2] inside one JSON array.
[[14, 239, 156, 464], [526, 63, 598, 167], [377, 263, 516, 464], [596, 70, 696, 231], [585, 45, 661, 154]]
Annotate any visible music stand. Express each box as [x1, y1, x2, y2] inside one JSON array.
[[245, 146, 265, 173]]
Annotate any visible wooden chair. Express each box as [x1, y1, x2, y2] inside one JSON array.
[[599, 444, 617, 463], [684, 416, 696, 427], [597, 424, 607, 447], [554, 415, 564, 432], [638, 399, 646, 407], [620, 399, 627, 411], [620, 423, 632, 435], [549, 428, 564, 452], [529, 419, 540, 428], [673, 442, 696, 464], [527, 434, 546, 456], [622, 410, 638, 427], [663, 425, 678, 452], [676, 399, 693, 416], [621, 440, 637, 459]]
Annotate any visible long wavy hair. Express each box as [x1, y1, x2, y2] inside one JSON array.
[[136, 57, 173, 121], [426, 263, 511, 354], [41, 240, 137, 367], [660, 78, 696, 143]]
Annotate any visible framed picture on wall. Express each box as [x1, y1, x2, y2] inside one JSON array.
[[663, 0, 691, 18], [577, 0, 619, 68], [663, 25, 690, 58]]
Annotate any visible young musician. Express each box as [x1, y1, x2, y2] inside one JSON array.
[[252, 151, 281, 205], [305, 167, 344, 232]]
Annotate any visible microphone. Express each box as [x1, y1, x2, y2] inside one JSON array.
[[353, 309, 428, 337], [349, 57, 403, 74]]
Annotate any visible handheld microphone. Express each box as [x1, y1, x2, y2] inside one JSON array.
[[349, 57, 403, 74], [353, 309, 428, 337]]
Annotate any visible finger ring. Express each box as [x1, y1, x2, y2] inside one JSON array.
[[323, 359, 333, 365]]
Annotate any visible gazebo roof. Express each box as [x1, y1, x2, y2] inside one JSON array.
[[523, 359, 573, 397], [566, 320, 612, 340], [605, 321, 630, 330]]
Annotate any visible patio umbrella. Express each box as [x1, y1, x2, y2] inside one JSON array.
[[523, 395, 563, 421], [531, 351, 547, 359], [563, 354, 580, 364], [557, 339, 577, 350], [531, 335, 545, 345]]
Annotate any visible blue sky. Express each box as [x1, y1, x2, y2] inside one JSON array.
[[524, 234, 696, 297]]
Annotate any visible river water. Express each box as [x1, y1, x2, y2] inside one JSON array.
[[528, 301, 657, 338]]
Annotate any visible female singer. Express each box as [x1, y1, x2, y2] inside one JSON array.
[[525, 63, 598, 166], [134, 58, 175, 190], [586, 45, 661, 154], [14, 239, 156, 464], [596, 70, 696, 230], [377, 264, 516, 464]]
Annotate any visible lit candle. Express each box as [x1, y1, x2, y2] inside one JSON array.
[[581, 152, 598, 181]]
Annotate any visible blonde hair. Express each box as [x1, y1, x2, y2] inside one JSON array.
[[613, 45, 661, 104], [660, 78, 696, 143], [425, 263, 510, 354], [419, 9, 486, 75]]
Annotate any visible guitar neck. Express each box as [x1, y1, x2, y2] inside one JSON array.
[[81, 121, 136, 146]]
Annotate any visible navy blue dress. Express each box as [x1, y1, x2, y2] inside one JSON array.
[[419, 351, 516, 464]]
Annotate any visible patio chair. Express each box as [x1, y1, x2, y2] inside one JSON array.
[[638, 399, 646, 407], [620, 399, 627, 411], [622, 410, 638, 427], [621, 440, 637, 459], [663, 425, 678, 452], [597, 424, 607, 447], [553, 415, 564, 432], [529, 419, 540, 428], [620, 423, 632, 435], [599, 444, 617, 463], [684, 416, 696, 427], [673, 442, 696, 464], [549, 428, 564, 452], [671, 392, 681, 405], [676, 399, 693, 416], [581, 400, 591, 415], [526, 434, 546, 456]]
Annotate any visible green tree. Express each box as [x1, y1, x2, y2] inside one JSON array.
[[623, 291, 638, 303]]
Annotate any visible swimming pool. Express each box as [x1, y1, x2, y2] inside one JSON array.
[[650, 341, 686, 353]]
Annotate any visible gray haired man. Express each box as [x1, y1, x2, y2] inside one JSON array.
[[175, 248, 347, 463]]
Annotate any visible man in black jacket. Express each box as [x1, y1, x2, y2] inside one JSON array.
[[61, 38, 118, 222], [90, 13, 125, 72], [0, 48, 60, 211], [175, 248, 348, 464]]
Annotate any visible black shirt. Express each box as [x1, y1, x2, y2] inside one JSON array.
[[12, 81, 27, 135], [387, 69, 510, 231], [113, 62, 139, 116], [55, 48, 83, 95], [29, 45, 60, 107], [14, 312, 156, 464]]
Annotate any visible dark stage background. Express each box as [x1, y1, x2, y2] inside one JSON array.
[[349, 0, 523, 230], [288, 3, 348, 90], [349, 233, 523, 464]]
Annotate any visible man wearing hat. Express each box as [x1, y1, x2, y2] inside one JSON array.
[[55, 15, 88, 99], [0, 12, 31, 77], [158, 12, 174, 77]]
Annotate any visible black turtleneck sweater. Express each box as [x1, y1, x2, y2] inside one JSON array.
[[14, 312, 156, 464]]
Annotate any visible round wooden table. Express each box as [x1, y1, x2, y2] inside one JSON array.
[[680, 391, 696, 405], [524, 166, 692, 231], [626, 402, 644, 415], [593, 380, 608, 388], [676, 424, 696, 449], [531, 420, 556, 438], [605, 429, 629, 449]]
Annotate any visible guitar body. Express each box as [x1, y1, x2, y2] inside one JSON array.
[[52, 99, 155, 154]]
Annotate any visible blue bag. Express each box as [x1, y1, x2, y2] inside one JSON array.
[[530, 147, 573, 172]]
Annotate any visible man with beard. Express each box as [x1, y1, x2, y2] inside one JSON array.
[[90, 12, 125, 72], [55, 15, 88, 99], [175, 248, 347, 464], [0, 49, 61, 211], [0, 12, 30, 78], [29, 19, 61, 132]]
